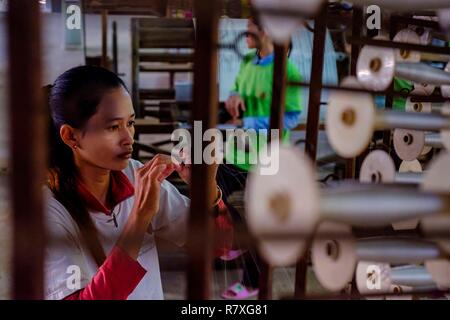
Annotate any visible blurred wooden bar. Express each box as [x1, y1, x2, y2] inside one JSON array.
[[7, 0, 46, 299], [258, 43, 290, 300], [186, 0, 220, 299]]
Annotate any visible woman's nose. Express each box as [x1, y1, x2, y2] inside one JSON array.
[[122, 127, 134, 146]]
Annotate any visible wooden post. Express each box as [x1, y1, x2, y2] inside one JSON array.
[[383, 15, 398, 154], [258, 43, 289, 300], [346, 7, 364, 180], [131, 18, 141, 117], [112, 21, 118, 74], [7, 0, 46, 299], [81, 0, 87, 65], [350, 7, 363, 76], [349, 7, 364, 298], [295, 4, 327, 299], [303, 5, 327, 161], [186, 0, 220, 299], [268, 44, 288, 139], [101, 9, 108, 68]]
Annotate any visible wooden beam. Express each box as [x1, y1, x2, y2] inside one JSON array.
[[83, 0, 169, 16], [383, 15, 399, 155], [346, 7, 364, 180], [131, 18, 141, 117], [268, 44, 288, 141], [186, 0, 220, 299], [101, 9, 108, 68], [350, 7, 363, 76], [304, 5, 327, 161], [8, 0, 46, 299], [258, 43, 289, 300], [295, 3, 328, 299], [112, 21, 118, 73]]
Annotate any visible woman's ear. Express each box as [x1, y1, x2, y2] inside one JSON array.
[[60, 124, 80, 150]]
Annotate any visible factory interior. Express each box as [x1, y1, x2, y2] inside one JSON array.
[[1, 0, 450, 301]]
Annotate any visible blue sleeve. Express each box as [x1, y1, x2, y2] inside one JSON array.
[[243, 111, 301, 131], [283, 111, 301, 130]]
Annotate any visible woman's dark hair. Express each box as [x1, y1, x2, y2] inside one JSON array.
[[248, 15, 293, 58], [44, 65, 128, 267]]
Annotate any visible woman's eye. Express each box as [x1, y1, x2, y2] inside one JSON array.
[[127, 120, 135, 127], [108, 125, 120, 131]]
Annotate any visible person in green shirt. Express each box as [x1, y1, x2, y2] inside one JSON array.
[[223, 18, 303, 172], [216, 17, 302, 299]]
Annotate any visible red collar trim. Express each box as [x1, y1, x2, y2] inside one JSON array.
[[76, 171, 135, 215]]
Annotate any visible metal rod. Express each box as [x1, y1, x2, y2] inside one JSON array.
[[288, 81, 450, 101], [375, 110, 450, 131], [395, 172, 423, 184], [396, 62, 450, 86], [320, 187, 449, 227], [391, 265, 437, 288], [8, 0, 46, 299], [186, 0, 220, 300], [407, 100, 445, 113], [349, 37, 450, 56], [425, 132, 443, 148], [432, 103, 445, 112], [356, 238, 442, 263], [419, 52, 450, 63]]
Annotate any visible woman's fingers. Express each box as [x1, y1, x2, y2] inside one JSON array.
[[158, 164, 176, 182], [146, 162, 173, 183], [231, 105, 239, 118], [174, 163, 191, 184], [225, 98, 231, 112], [225, 97, 239, 118], [226, 104, 236, 118], [138, 154, 173, 177], [238, 99, 246, 112], [136, 155, 157, 177]]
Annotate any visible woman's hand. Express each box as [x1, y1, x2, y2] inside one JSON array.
[[118, 155, 176, 260], [173, 149, 191, 185], [173, 150, 219, 191], [132, 154, 175, 219], [225, 95, 246, 120]]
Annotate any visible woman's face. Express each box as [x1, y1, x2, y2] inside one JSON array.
[[74, 86, 135, 171], [246, 19, 261, 49]]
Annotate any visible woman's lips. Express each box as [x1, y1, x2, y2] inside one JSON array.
[[118, 151, 132, 159]]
